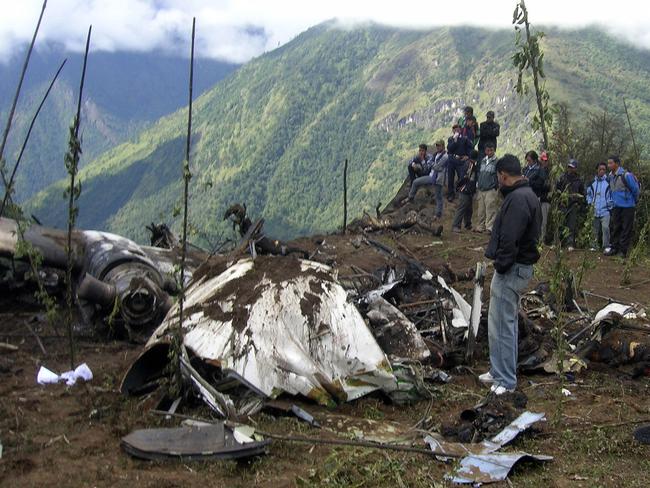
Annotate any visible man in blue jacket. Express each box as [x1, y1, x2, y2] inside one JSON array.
[[480, 154, 541, 395], [586, 162, 613, 251], [604, 155, 640, 257]]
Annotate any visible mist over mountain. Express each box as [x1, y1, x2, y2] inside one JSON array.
[[0, 46, 238, 200], [26, 23, 650, 244]]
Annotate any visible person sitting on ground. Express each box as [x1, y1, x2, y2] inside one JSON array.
[[474, 142, 499, 234], [586, 162, 613, 252], [406, 143, 432, 184], [403, 144, 439, 204], [452, 150, 479, 233], [555, 159, 585, 251], [446, 124, 472, 201], [538, 151, 551, 243], [478, 110, 500, 161], [523, 150, 548, 200], [480, 154, 541, 395], [604, 155, 640, 257], [429, 139, 449, 219]]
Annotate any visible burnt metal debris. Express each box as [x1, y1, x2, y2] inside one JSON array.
[[3, 183, 650, 483]]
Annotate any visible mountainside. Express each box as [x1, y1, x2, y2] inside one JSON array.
[[0, 47, 238, 200], [27, 23, 650, 244]]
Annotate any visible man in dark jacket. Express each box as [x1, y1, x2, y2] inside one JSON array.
[[556, 159, 585, 250], [480, 154, 541, 395], [478, 111, 500, 161], [452, 150, 479, 232], [447, 124, 472, 201], [406, 143, 432, 183], [523, 150, 548, 200]]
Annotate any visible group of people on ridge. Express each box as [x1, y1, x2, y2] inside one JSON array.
[[404, 107, 641, 257], [402, 107, 642, 397]]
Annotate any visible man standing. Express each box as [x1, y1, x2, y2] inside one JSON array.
[[452, 150, 479, 232], [474, 143, 499, 233], [480, 154, 541, 395], [430, 140, 448, 219], [538, 151, 552, 243], [556, 159, 585, 250], [605, 155, 640, 257], [478, 111, 500, 161], [447, 124, 472, 201], [586, 162, 613, 251]]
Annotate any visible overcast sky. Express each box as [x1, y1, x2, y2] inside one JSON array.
[[1, 0, 649, 63]]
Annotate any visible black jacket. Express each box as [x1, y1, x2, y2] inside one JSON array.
[[447, 135, 472, 159], [522, 163, 549, 200], [456, 160, 478, 195], [556, 172, 585, 207], [478, 121, 500, 151], [485, 180, 541, 274]]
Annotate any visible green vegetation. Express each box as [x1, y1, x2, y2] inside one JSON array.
[[26, 23, 650, 245]]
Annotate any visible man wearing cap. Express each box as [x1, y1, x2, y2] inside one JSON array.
[[446, 124, 472, 201], [556, 159, 585, 250], [474, 143, 499, 234], [604, 155, 640, 257], [480, 154, 541, 395], [478, 111, 500, 161]]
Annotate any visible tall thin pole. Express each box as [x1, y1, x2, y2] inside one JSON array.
[[65, 26, 91, 369], [343, 158, 348, 233], [0, 59, 66, 216], [0, 0, 48, 192], [622, 98, 641, 174], [177, 18, 195, 365]]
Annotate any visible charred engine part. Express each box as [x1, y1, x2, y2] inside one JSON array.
[[79, 230, 172, 338], [223, 203, 309, 259], [1, 217, 178, 339], [146, 223, 179, 249]]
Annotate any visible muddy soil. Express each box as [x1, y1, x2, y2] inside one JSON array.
[[2, 192, 650, 487]]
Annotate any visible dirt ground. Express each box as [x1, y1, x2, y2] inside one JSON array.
[[2, 192, 650, 487]]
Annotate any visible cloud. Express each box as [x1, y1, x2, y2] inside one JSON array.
[[1, 0, 649, 63]]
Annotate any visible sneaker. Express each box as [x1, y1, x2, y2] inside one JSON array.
[[589, 247, 597, 252], [567, 246, 575, 252], [452, 227, 461, 233], [473, 228, 484, 233], [490, 384, 515, 395], [603, 247, 614, 256], [478, 372, 495, 384]]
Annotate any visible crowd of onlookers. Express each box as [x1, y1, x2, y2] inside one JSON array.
[[403, 106, 641, 257]]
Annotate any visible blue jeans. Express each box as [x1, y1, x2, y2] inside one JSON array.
[[408, 175, 434, 199], [487, 263, 533, 390]]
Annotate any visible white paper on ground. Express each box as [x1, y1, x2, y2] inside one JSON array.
[[37, 363, 93, 386]]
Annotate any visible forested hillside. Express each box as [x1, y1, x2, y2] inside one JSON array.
[[0, 48, 237, 200], [27, 23, 650, 244]]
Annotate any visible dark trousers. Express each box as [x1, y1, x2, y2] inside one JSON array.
[[446, 158, 466, 199], [562, 204, 579, 247], [610, 206, 636, 255], [452, 193, 474, 229]]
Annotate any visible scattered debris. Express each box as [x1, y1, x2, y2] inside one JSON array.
[[450, 452, 553, 485], [633, 425, 650, 445], [37, 362, 93, 386], [121, 423, 269, 461]]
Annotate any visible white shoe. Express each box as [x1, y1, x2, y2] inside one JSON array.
[[478, 371, 495, 384], [490, 384, 515, 395]]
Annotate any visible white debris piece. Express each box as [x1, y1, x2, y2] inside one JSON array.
[[145, 257, 397, 406], [437, 276, 472, 328], [37, 363, 93, 386]]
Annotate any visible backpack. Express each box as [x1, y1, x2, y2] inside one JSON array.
[[622, 171, 641, 203]]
